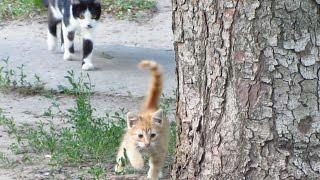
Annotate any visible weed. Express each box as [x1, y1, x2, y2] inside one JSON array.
[[42, 107, 53, 117], [0, 109, 17, 136], [160, 93, 175, 117], [0, 57, 45, 95], [88, 165, 105, 179], [126, 90, 132, 97], [169, 122, 176, 156], [0, 152, 15, 168], [42, 94, 63, 118]]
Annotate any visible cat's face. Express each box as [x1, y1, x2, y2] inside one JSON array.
[[127, 110, 164, 150], [72, 0, 101, 29]]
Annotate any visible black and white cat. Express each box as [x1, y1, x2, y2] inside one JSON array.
[[46, 0, 101, 70]]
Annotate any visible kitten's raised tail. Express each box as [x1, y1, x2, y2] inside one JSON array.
[[139, 60, 163, 110]]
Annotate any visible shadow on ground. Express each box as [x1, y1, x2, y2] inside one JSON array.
[[0, 43, 175, 97]]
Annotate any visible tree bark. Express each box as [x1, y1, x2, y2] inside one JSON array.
[[172, 0, 320, 179]]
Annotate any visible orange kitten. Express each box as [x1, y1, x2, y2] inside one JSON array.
[[115, 60, 169, 180]]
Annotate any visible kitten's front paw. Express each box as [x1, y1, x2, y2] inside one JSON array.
[[115, 163, 124, 173], [82, 63, 95, 71], [147, 172, 160, 180], [158, 171, 163, 178], [147, 170, 152, 179]]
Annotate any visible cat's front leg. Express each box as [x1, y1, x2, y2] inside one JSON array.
[[148, 154, 165, 180], [81, 30, 95, 71], [62, 23, 76, 60], [47, 10, 59, 51]]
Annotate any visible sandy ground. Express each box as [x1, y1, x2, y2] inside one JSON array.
[[0, 0, 174, 96], [0, 0, 175, 179]]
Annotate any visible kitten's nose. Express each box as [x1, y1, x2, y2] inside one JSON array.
[[145, 143, 150, 148], [87, 24, 93, 29]]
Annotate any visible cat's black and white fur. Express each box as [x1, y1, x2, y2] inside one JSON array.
[[46, 0, 101, 70]]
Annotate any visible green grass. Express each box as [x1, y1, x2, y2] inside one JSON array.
[[160, 93, 176, 156], [0, 0, 43, 20], [102, 0, 157, 19], [0, 0, 156, 20]]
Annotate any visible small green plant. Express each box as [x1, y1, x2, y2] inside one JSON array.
[[0, 152, 15, 168], [126, 90, 132, 97], [0, 57, 45, 94], [42, 94, 63, 118], [0, 109, 18, 136], [42, 107, 53, 117], [88, 165, 105, 179], [169, 122, 176, 156]]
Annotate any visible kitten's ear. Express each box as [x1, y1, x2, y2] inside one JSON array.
[[127, 112, 139, 129], [152, 109, 163, 125]]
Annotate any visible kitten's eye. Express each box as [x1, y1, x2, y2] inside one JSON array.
[[150, 133, 156, 138], [91, 15, 97, 19], [79, 14, 85, 19], [138, 134, 143, 139]]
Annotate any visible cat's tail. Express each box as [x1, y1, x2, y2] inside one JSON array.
[[139, 60, 163, 110]]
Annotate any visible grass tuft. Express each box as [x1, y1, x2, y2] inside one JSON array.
[[0, 0, 44, 20], [0, 57, 45, 95]]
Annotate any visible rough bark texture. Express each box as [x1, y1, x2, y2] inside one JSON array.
[[172, 0, 320, 179]]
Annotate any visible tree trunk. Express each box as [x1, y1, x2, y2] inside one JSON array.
[[172, 0, 320, 179]]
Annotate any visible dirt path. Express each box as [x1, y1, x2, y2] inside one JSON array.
[[0, 0, 174, 96], [0, 0, 175, 179]]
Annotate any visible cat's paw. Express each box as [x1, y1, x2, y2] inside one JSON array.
[[47, 32, 57, 51], [82, 63, 95, 71], [147, 167, 162, 179], [147, 171, 159, 180], [48, 44, 57, 51], [147, 170, 152, 179], [114, 163, 124, 173], [47, 39, 57, 51], [63, 52, 75, 61], [60, 44, 65, 53]]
